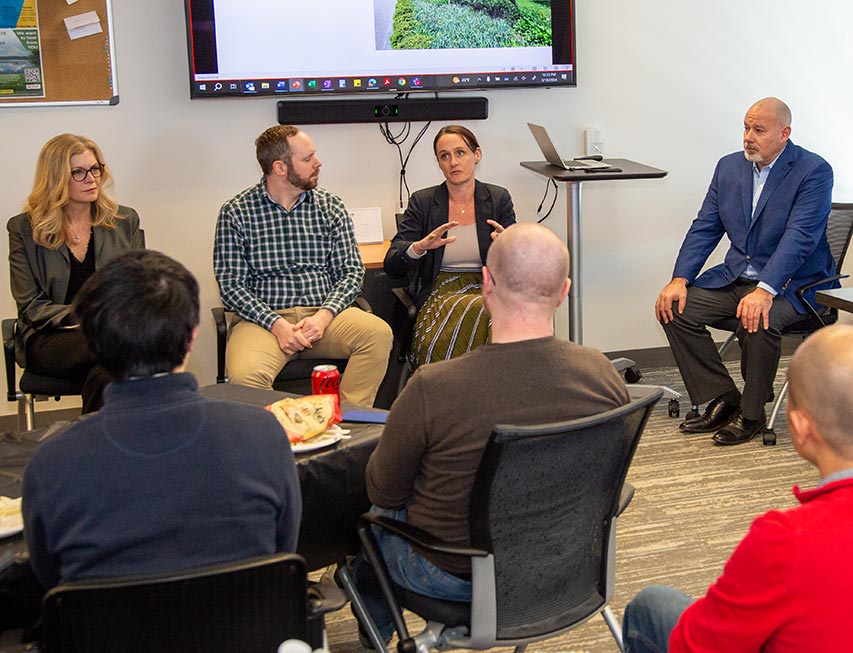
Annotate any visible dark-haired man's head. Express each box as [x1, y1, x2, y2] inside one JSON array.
[[73, 250, 200, 380]]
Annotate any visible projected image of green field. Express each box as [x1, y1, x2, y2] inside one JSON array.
[[387, 0, 552, 50]]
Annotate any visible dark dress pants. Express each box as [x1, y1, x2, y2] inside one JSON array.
[[661, 279, 800, 421], [25, 328, 111, 414]]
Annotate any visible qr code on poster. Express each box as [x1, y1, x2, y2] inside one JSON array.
[[24, 68, 41, 83]]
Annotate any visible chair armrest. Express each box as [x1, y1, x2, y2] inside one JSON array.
[[211, 307, 229, 384], [361, 514, 490, 559], [356, 513, 486, 645], [306, 580, 347, 618], [390, 288, 418, 363], [390, 288, 417, 320], [3, 318, 19, 403], [615, 483, 635, 518], [354, 295, 373, 314], [795, 274, 849, 328]]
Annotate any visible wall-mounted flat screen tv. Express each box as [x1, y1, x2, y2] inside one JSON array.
[[184, 0, 576, 98]]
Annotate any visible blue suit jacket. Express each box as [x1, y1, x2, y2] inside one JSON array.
[[673, 140, 834, 314]]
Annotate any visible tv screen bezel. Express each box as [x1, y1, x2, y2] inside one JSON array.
[[184, 0, 576, 100]]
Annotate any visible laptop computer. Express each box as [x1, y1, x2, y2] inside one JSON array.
[[527, 122, 611, 170]]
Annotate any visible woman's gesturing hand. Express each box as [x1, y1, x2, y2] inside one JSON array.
[[412, 221, 459, 255]]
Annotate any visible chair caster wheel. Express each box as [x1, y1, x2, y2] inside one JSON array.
[[624, 366, 643, 384], [762, 429, 777, 446], [667, 399, 680, 418]]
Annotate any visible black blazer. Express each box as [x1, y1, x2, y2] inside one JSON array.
[[384, 181, 515, 307], [7, 207, 144, 366]]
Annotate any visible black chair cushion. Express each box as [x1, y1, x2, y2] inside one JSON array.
[[271, 358, 349, 395], [712, 309, 835, 339], [783, 311, 837, 335], [19, 371, 84, 397], [274, 358, 348, 382], [394, 584, 471, 628]]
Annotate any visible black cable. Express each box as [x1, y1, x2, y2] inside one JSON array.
[[379, 93, 433, 208], [536, 179, 559, 223]]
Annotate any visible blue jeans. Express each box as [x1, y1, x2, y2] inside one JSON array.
[[623, 586, 693, 653], [352, 507, 472, 640]]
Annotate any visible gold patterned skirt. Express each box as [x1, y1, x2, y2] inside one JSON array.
[[410, 270, 491, 369]]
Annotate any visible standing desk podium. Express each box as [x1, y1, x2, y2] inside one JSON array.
[[520, 159, 668, 344]]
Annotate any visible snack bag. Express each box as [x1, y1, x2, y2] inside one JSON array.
[[265, 395, 342, 444]]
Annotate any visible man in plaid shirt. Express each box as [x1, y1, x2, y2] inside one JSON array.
[[214, 125, 393, 406]]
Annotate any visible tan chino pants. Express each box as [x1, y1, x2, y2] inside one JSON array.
[[226, 306, 393, 407]]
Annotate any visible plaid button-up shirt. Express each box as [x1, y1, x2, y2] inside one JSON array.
[[214, 179, 364, 330]]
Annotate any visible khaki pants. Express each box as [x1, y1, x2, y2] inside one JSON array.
[[226, 307, 393, 407]]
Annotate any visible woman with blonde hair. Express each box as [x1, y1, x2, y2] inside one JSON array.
[[8, 134, 144, 413]]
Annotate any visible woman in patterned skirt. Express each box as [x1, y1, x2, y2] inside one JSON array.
[[384, 125, 516, 370]]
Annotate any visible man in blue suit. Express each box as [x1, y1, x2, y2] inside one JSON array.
[[656, 97, 834, 445]]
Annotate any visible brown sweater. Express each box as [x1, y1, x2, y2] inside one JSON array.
[[366, 336, 630, 574]]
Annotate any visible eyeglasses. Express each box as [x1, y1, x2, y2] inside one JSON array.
[[70, 164, 104, 182]]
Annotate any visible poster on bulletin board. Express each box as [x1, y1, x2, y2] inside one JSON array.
[[0, 0, 117, 107]]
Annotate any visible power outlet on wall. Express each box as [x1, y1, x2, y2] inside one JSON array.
[[585, 128, 605, 157]]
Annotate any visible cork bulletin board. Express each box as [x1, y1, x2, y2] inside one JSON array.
[[0, 0, 118, 106]]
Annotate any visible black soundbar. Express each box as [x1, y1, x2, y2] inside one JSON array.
[[277, 96, 489, 125]]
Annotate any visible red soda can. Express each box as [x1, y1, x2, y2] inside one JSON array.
[[312, 364, 340, 397]]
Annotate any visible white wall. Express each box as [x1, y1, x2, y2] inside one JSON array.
[[2, 0, 852, 415]]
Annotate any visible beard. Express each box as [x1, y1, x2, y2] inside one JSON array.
[[743, 146, 762, 163], [287, 165, 319, 191]]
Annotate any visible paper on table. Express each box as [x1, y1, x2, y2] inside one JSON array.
[[64, 10, 102, 40], [349, 207, 384, 244]]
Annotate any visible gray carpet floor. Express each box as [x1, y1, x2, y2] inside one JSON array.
[[321, 357, 816, 653]]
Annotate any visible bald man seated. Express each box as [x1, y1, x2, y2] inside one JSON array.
[[350, 222, 631, 643], [655, 97, 835, 445], [622, 324, 853, 653]]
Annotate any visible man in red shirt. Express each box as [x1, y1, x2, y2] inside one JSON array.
[[623, 323, 853, 653]]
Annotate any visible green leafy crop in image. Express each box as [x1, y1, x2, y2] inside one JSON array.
[[390, 0, 552, 50]]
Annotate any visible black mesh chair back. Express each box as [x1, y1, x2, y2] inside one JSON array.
[[42, 553, 309, 653], [339, 389, 662, 652], [469, 388, 660, 641], [780, 201, 853, 332], [826, 203, 853, 272]]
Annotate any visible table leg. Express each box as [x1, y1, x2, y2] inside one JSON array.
[[567, 181, 583, 344]]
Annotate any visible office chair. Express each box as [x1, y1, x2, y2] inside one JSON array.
[[337, 387, 663, 653], [385, 213, 419, 393], [41, 553, 345, 653], [685, 202, 853, 445], [3, 317, 85, 434], [212, 304, 370, 395]]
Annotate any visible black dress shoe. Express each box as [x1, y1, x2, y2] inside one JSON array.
[[712, 413, 766, 446], [679, 397, 740, 433]]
